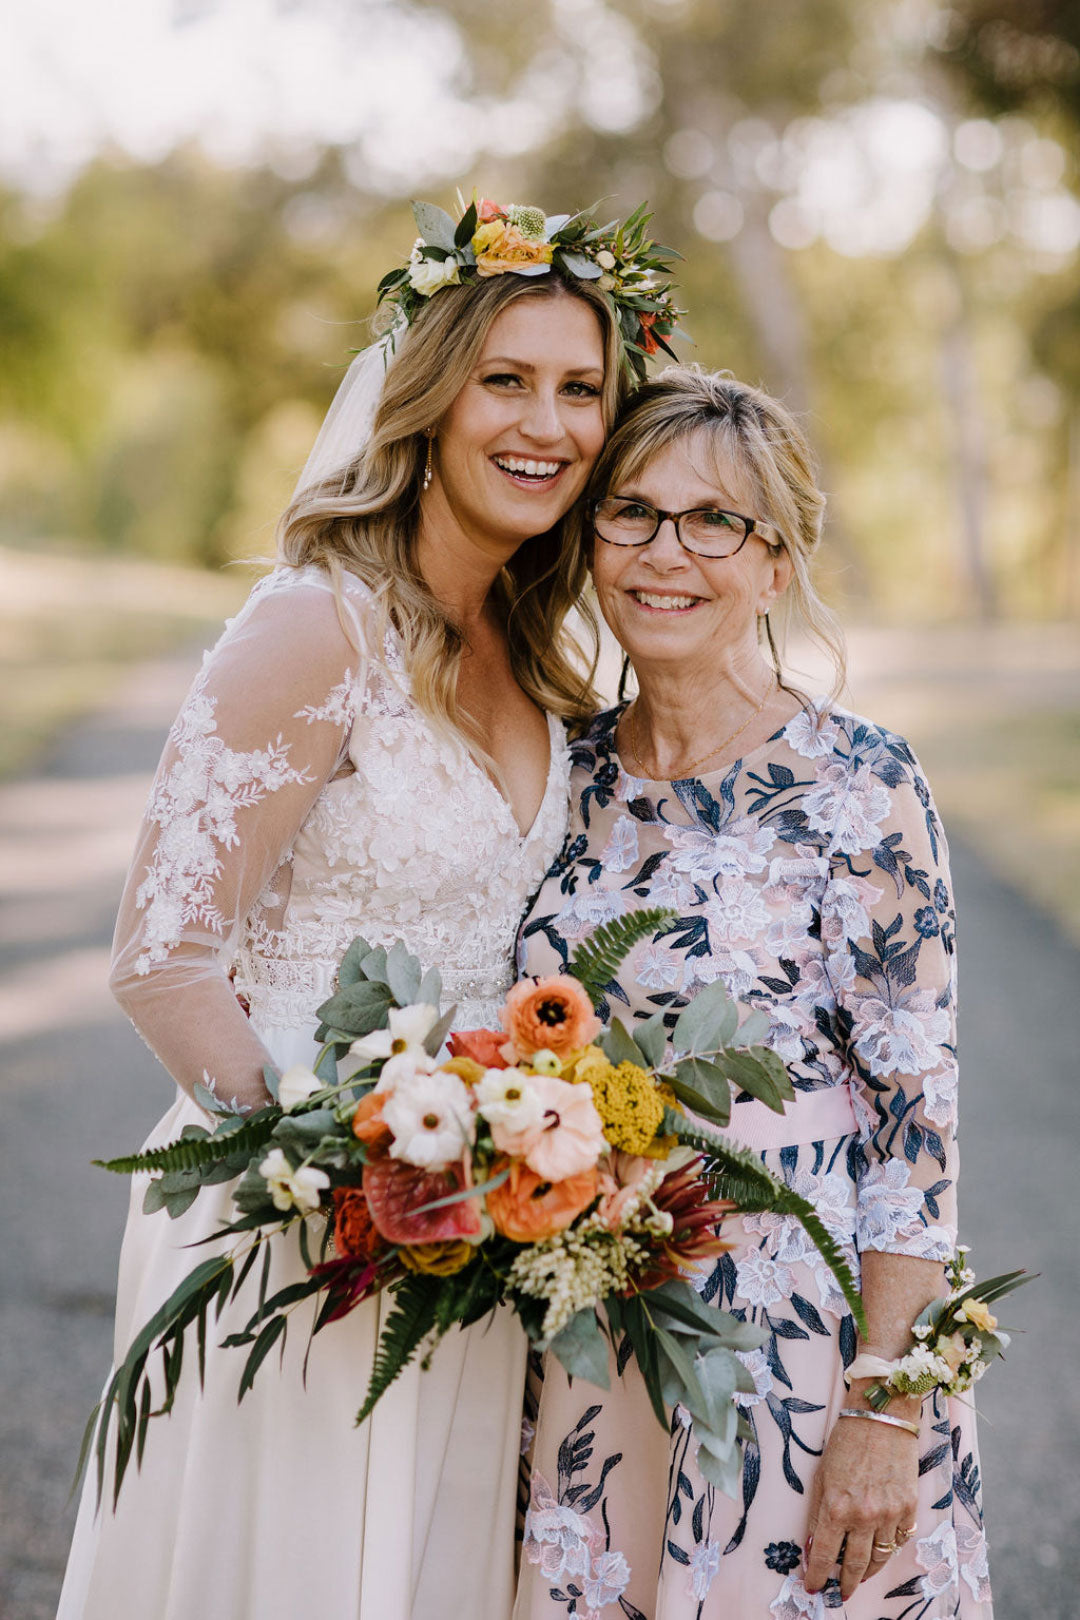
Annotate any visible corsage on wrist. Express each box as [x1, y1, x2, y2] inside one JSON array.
[[845, 1249, 1031, 1412]]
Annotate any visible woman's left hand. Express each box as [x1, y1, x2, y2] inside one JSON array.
[[803, 1412, 919, 1599]]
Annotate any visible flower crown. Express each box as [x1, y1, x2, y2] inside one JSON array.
[[376, 194, 684, 384]]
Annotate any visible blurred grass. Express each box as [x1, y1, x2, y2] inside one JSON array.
[[0, 543, 249, 778]]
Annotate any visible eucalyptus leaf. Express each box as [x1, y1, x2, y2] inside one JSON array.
[[673, 980, 738, 1055], [412, 200, 457, 251], [556, 249, 602, 279], [734, 1009, 772, 1046], [547, 1309, 611, 1388], [417, 967, 442, 1007], [315, 981, 393, 1036], [544, 212, 572, 235], [716, 1051, 784, 1111], [360, 946, 388, 984], [598, 1016, 644, 1067], [385, 940, 422, 1006], [262, 1064, 280, 1103], [632, 1012, 668, 1069], [337, 936, 371, 987], [667, 1072, 731, 1128], [273, 1108, 337, 1146]]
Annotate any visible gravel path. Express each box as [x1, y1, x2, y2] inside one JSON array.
[[0, 645, 1074, 1620]]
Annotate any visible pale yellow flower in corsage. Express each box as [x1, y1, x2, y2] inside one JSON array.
[[958, 1297, 998, 1333]]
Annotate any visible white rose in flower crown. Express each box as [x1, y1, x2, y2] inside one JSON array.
[[407, 253, 462, 295], [476, 1067, 546, 1133], [277, 1064, 323, 1111], [258, 1148, 330, 1215], [382, 1069, 476, 1168]]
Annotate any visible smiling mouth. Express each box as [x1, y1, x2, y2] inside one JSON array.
[[491, 454, 568, 489], [630, 589, 706, 612]]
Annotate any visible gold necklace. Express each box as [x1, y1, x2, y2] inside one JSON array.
[[627, 674, 774, 780]]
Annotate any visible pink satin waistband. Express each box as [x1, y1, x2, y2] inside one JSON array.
[[720, 1084, 858, 1154]]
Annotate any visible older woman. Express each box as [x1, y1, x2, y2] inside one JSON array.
[[514, 368, 990, 1620]]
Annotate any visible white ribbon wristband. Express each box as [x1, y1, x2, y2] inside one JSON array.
[[844, 1352, 902, 1385]]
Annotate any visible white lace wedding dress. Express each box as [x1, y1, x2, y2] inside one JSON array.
[[58, 564, 570, 1620]]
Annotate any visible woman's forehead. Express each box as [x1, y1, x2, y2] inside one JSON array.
[[621, 427, 757, 509]]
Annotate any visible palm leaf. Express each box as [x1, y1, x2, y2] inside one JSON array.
[[94, 1110, 281, 1176], [354, 1273, 441, 1425], [568, 907, 675, 1008]]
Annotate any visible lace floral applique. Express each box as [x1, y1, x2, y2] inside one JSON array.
[[133, 666, 315, 974]]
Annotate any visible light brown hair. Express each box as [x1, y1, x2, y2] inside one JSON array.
[[277, 274, 629, 745]]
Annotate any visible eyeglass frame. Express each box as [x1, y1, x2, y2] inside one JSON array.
[[590, 495, 785, 558]]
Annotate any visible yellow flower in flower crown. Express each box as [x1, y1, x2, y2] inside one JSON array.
[[472, 222, 554, 278], [399, 1240, 475, 1276]]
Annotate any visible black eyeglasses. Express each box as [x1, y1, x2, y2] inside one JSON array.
[[591, 496, 784, 559]]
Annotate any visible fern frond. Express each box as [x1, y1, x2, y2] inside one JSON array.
[[569, 907, 675, 1008], [94, 1111, 280, 1176], [355, 1273, 440, 1425]]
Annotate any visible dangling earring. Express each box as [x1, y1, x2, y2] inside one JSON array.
[[422, 430, 435, 492]]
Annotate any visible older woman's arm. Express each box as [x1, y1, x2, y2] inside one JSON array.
[[805, 727, 958, 1597]]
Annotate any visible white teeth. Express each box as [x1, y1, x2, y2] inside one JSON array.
[[494, 456, 562, 478], [633, 591, 699, 610]]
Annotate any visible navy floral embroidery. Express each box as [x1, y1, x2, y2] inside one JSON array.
[[764, 1541, 802, 1574]]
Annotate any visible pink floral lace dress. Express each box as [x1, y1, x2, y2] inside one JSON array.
[[513, 703, 991, 1620], [57, 564, 571, 1620]]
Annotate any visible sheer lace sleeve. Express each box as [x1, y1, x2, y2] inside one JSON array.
[[820, 730, 958, 1262], [109, 568, 368, 1109]]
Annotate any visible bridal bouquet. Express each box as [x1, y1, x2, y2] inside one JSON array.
[[86, 912, 865, 1506]]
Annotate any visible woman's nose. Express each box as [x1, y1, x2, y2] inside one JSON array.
[[520, 388, 564, 443], [643, 517, 688, 566]]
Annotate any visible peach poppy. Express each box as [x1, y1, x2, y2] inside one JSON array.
[[447, 1028, 511, 1070], [490, 1073, 606, 1180], [501, 975, 601, 1058], [487, 1159, 598, 1243], [351, 1091, 392, 1160]]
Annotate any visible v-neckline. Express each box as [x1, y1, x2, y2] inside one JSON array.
[[461, 709, 565, 843]]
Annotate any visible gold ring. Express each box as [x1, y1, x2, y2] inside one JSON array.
[[895, 1524, 918, 1545], [872, 1540, 898, 1557]]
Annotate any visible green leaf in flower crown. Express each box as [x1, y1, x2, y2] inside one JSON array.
[[454, 201, 478, 247], [568, 907, 674, 1009], [547, 1309, 611, 1388], [632, 1012, 668, 1069], [555, 249, 602, 279], [412, 200, 457, 251], [597, 1016, 645, 1068], [672, 980, 738, 1055]]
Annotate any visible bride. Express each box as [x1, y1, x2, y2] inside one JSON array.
[[58, 197, 677, 1620]]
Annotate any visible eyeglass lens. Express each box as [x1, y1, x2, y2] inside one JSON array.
[[593, 498, 750, 557]]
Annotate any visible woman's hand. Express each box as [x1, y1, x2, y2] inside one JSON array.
[[803, 1411, 919, 1599]]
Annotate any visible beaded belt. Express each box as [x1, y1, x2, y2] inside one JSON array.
[[721, 1084, 858, 1153]]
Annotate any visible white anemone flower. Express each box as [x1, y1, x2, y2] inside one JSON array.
[[348, 1003, 440, 1068], [277, 1064, 323, 1111], [476, 1067, 546, 1133], [382, 1070, 476, 1169], [258, 1148, 330, 1215]]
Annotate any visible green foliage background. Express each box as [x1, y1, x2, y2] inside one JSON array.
[[1, 0, 1078, 620]]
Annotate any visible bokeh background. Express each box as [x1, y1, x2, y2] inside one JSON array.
[[1, 2, 1078, 1617]]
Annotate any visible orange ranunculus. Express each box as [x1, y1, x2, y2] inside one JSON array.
[[399, 1240, 475, 1276], [487, 1159, 598, 1243], [332, 1186, 386, 1260], [447, 1028, 510, 1070], [638, 313, 660, 355], [352, 1091, 392, 1159], [502, 975, 601, 1058], [473, 223, 553, 278], [364, 1156, 482, 1245]]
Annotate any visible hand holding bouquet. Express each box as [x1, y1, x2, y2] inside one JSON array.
[[87, 911, 864, 1506]]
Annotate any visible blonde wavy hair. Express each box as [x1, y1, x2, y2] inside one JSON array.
[[582, 365, 847, 701], [277, 273, 627, 747]]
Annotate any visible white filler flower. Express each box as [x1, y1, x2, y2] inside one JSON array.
[[382, 1069, 476, 1168], [258, 1148, 330, 1215], [476, 1067, 546, 1133], [277, 1064, 323, 1111]]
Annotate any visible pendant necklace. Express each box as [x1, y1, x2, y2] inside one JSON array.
[[627, 673, 775, 780]]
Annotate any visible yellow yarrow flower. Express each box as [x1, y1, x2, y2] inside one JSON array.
[[584, 1057, 666, 1155]]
